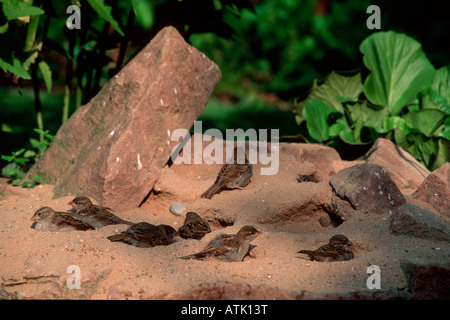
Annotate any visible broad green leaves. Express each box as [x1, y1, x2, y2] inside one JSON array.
[[361, 31, 436, 116], [303, 99, 342, 142], [293, 30, 449, 169]]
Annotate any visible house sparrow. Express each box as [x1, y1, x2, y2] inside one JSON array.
[[67, 196, 133, 229], [297, 174, 319, 183], [201, 147, 253, 199], [180, 225, 261, 262], [30, 206, 94, 232], [107, 222, 177, 247], [178, 212, 211, 240], [297, 234, 354, 262]]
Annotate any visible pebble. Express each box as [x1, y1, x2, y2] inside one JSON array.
[[169, 203, 187, 216]]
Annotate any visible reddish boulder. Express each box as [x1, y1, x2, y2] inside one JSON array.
[[25, 26, 221, 211], [389, 204, 450, 241], [365, 138, 429, 194], [329, 163, 406, 215], [412, 162, 450, 220], [400, 258, 450, 299]]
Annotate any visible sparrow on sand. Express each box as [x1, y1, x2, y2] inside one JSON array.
[[296, 174, 319, 183], [178, 212, 211, 240], [201, 147, 253, 199], [30, 206, 94, 232], [107, 222, 177, 247], [180, 225, 261, 262], [67, 196, 133, 229], [297, 234, 354, 262]]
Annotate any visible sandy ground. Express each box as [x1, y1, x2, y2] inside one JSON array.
[[0, 149, 449, 300]]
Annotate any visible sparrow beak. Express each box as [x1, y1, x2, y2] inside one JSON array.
[[30, 215, 38, 221], [67, 201, 74, 207]]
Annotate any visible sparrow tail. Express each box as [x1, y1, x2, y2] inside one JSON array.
[[179, 253, 207, 260], [107, 234, 129, 243], [200, 184, 223, 199], [298, 250, 315, 260]]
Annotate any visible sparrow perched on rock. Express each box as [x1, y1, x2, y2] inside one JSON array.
[[297, 234, 354, 262], [30, 206, 94, 232], [180, 225, 261, 262], [67, 196, 133, 229], [178, 212, 211, 240], [201, 147, 253, 199], [107, 222, 177, 247]]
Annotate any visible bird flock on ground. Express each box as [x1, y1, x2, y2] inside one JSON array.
[[30, 147, 354, 263]]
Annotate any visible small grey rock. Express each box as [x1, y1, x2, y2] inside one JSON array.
[[170, 203, 187, 216]]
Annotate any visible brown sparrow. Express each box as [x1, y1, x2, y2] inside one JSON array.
[[178, 212, 211, 240], [30, 206, 94, 232], [201, 147, 253, 199], [297, 234, 354, 262], [67, 196, 133, 229], [180, 225, 261, 262], [107, 222, 177, 247], [297, 174, 319, 183]]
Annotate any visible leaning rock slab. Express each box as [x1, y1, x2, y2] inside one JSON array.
[[329, 163, 406, 215], [25, 26, 221, 211], [389, 204, 450, 241], [365, 138, 429, 194], [400, 258, 450, 299], [412, 162, 450, 220]]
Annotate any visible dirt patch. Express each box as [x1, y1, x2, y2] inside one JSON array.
[[0, 148, 448, 299]]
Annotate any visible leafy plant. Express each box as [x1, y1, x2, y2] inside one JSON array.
[[293, 31, 449, 170], [1, 128, 53, 187]]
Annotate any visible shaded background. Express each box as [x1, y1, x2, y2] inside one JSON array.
[[1, 0, 449, 170]]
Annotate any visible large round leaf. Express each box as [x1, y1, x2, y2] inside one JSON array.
[[302, 99, 344, 142], [360, 31, 435, 115]]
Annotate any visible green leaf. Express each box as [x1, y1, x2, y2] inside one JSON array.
[[403, 109, 445, 137], [1, 123, 13, 133], [360, 31, 436, 115], [0, 52, 31, 79], [294, 71, 363, 118], [34, 175, 41, 183], [1, 155, 15, 162], [13, 148, 26, 156], [422, 65, 450, 114], [0, 22, 8, 34], [29, 138, 40, 149], [302, 99, 343, 142], [438, 117, 450, 140], [2, 0, 45, 20], [431, 139, 450, 170], [86, 0, 125, 36], [38, 60, 52, 94], [343, 101, 389, 133], [383, 116, 411, 135], [394, 131, 438, 168], [431, 65, 450, 105], [24, 150, 36, 158], [131, 0, 154, 30]]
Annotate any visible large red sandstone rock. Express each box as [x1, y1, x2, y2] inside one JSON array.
[[412, 162, 450, 220], [25, 26, 221, 211], [400, 258, 450, 299], [329, 163, 406, 215], [365, 138, 430, 194]]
